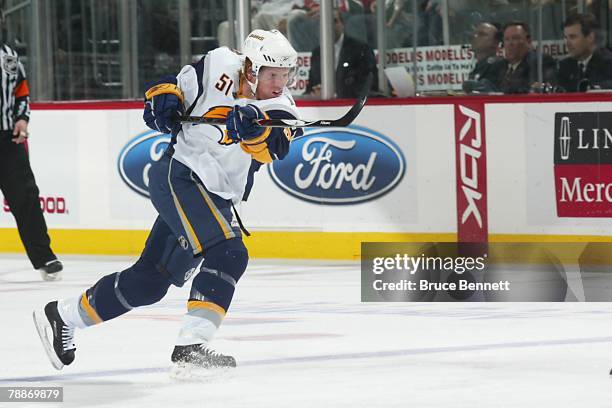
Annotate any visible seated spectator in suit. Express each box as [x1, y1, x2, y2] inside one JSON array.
[[463, 22, 503, 93], [557, 13, 612, 92], [490, 22, 557, 94], [306, 10, 377, 98]]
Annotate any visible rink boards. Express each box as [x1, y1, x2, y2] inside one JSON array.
[[1, 95, 612, 258]]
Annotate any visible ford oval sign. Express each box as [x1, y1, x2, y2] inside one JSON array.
[[268, 125, 405, 204], [118, 130, 171, 197]]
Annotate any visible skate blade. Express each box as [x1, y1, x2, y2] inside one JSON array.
[[169, 362, 234, 382], [32, 310, 64, 370], [40, 270, 63, 282]]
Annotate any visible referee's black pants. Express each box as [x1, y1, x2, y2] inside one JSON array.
[[0, 134, 56, 269]]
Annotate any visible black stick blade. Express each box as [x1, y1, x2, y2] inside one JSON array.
[[179, 73, 370, 128]]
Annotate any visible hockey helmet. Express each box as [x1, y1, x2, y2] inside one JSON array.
[[242, 29, 298, 94]]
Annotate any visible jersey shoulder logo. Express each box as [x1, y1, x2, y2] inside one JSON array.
[[204, 105, 232, 119], [201, 105, 238, 146]]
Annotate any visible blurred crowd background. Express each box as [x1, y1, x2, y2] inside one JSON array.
[[4, 0, 612, 101]]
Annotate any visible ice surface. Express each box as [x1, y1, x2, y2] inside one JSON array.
[[1, 254, 612, 408]]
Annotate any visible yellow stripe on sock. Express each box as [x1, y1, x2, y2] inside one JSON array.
[[80, 293, 103, 324], [187, 300, 226, 317]]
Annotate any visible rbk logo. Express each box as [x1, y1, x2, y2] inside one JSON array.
[[455, 103, 488, 242], [458, 105, 483, 228]]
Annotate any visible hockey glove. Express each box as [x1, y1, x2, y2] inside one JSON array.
[[143, 75, 185, 134], [226, 104, 268, 142]]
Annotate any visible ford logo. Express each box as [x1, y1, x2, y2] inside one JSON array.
[[118, 130, 170, 197], [268, 125, 405, 204]]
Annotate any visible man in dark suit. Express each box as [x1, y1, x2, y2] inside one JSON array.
[[557, 13, 612, 92], [463, 22, 503, 93], [490, 22, 557, 94], [306, 10, 377, 98], [468, 23, 502, 81]]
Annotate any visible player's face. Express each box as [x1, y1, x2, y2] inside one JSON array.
[[256, 67, 291, 99], [564, 24, 593, 59]]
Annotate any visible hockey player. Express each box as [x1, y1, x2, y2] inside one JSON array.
[[33, 29, 301, 377]]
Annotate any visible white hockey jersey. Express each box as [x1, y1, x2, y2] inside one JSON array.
[[172, 47, 300, 204]]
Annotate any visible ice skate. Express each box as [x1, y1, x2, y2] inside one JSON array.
[[170, 344, 236, 380], [38, 260, 63, 281], [33, 301, 76, 370]]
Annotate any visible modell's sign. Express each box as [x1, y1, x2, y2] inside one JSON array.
[[268, 126, 405, 204], [554, 112, 612, 217]]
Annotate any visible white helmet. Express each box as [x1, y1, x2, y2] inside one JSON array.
[[242, 29, 298, 94]]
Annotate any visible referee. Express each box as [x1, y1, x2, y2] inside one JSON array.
[[0, 43, 62, 281]]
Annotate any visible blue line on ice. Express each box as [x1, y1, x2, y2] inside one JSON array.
[[3, 335, 612, 383]]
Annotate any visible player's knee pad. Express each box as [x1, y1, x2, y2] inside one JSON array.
[[117, 256, 172, 307], [204, 238, 249, 282], [190, 238, 249, 312]]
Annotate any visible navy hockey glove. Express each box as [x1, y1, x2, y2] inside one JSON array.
[[143, 75, 185, 134], [226, 104, 267, 142]]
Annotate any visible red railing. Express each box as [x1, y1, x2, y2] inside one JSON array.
[[29, 92, 612, 110]]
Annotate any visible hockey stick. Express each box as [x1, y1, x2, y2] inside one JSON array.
[[178, 74, 371, 128]]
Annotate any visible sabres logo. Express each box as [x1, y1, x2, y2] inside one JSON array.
[[203, 105, 232, 120], [199, 105, 237, 146]]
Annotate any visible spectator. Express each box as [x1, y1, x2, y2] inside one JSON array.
[[253, 0, 298, 33], [557, 13, 612, 92], [218, 1, 264, 48], [346, 0, 410, 49], [419, 0, 443, 45], [469, 23, 502, 83], [286, 0, 322, 52], [288, 0, 364, 52], [379, 0, 414, 47], [0, 44, 63, 280], [490, 22, 557, 93], [444, 0, 509, 44], [307, 10, 377, 97]]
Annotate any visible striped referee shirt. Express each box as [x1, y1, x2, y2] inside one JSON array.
[[0, 44, 30, 131]]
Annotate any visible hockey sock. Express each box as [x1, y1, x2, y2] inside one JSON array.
[[175, 273, 232, 346], [175, 238, 248, 346], [57, 296, 90, 329]]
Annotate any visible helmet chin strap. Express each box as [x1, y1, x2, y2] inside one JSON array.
[[248, 76, 258, 98], [241, 61, 259, 98]]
